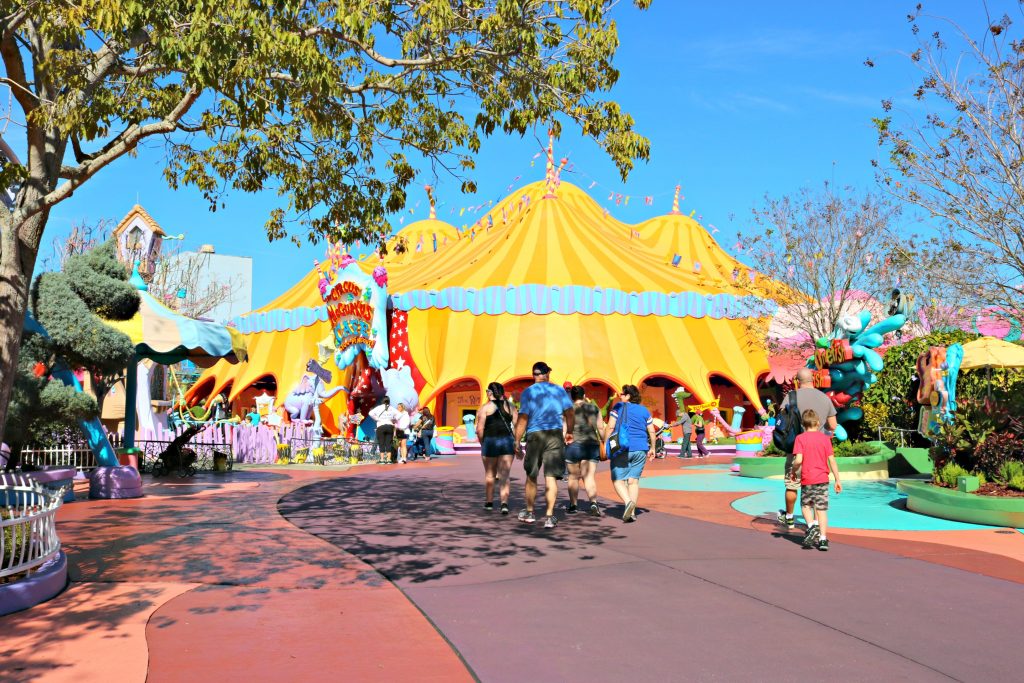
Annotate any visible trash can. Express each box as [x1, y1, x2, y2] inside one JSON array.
[[463, 414, 477, 442], [213, 450, 230, 472], [116, 447, 140, 471]]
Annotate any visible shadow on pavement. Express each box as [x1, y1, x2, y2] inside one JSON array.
[[279, 475, 628, 584]]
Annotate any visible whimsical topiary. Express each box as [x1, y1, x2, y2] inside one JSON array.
[[5, 240, 139, 465]]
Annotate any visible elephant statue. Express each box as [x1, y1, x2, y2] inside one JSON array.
[[283, 373, 347, 424]]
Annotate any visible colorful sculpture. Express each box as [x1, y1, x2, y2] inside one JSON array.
[[807, 308, 908, 441], [916, 343, 963, 435], [316, 245, 389, 371]]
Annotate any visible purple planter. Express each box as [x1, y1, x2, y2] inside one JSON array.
[[89, 466, 144, 499], [0, 551, 68, 616], [26, 468, 78, 503]]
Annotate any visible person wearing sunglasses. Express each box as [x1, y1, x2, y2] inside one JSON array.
[[512, 361, 575, 529]]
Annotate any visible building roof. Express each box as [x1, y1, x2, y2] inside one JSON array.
[[113, 204, 167, 238]]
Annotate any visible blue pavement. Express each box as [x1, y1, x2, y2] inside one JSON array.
[[642, 471, 1021, 532]]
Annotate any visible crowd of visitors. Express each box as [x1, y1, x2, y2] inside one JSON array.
[[360, 359, 841, 546]]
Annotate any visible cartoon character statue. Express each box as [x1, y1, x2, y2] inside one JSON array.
[[806, 307, 908, 441], [283, 360, 347, 436], [381, 364, 420, 413], [916, 343, 963, 435]]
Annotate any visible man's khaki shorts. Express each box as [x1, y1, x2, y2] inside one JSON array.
[[784, 454, 800, 492]]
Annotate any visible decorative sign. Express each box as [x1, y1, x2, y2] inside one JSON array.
[[316, 247, 389, 371], [688, 398, 721, 413], [812, 339, 853, 389]]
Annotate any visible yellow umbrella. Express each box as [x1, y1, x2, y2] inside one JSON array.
[[959, 336, 1024, 370]]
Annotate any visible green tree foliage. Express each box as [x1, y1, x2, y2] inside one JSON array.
[[5, 240, 139, 452], [0, 0, 652, 446]]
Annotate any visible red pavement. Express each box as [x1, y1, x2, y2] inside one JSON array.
[[1, 455, 1023, 681]]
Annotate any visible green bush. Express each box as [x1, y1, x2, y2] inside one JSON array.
[[997, 460, 1024, 485], [1008, 474, 1024, 492], [936, 461, 969, 488], [833, 441, 881, 458], [972, 431, 1024, 478]]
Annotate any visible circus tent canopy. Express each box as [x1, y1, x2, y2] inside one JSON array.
[[190, 177, 779, 424], [383, 180, 771, 406]]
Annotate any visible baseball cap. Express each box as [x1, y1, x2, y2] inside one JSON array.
[[562, 381, 573, 390]]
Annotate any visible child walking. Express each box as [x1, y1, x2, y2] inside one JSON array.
[[790, 409, 842, 551]]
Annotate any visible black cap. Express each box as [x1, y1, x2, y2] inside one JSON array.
[[532, 361, 552, 374]]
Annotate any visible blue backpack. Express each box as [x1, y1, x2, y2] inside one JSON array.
[[772, 391, 804, 453], [606, 403, 631, 457]]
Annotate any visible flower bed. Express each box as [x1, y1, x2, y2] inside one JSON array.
[[897, 480, 1024, 528]]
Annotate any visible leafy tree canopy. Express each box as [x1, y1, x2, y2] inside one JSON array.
[[2, 0, 652, 246]]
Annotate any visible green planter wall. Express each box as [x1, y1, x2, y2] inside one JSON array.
[[897, 480, 1024, 528], [736, 453, 891, 480], [891, 447, 933, 476]]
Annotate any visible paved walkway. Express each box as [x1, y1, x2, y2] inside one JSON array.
[[3, 455, 1024, 681]]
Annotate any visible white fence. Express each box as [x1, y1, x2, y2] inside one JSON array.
[[20, 445, 98, 472], [0, 474, 65, 580]]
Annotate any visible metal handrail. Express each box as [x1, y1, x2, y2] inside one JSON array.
[[0, 476, 65, 579]]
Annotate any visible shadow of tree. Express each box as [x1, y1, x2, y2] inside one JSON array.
[[279, 475, 628, 585]]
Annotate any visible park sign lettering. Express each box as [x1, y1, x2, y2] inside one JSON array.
[[812, 339, 853, 389], [316, 255, 390, 371], [326, 280, 375, 353]]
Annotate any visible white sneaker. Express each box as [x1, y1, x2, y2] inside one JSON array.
[[543, 515, 557, 529]]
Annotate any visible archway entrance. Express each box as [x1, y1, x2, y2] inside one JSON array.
[[437, 378, 482, 427], [709, 374, 757, 430]]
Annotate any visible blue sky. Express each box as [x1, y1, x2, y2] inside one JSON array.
[[41, 1, 1016, 308]]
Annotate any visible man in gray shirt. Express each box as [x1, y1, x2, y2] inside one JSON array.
[[778, 368, 838, 529], [670, 394, 693, 458]]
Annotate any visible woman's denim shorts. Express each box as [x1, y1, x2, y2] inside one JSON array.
[[610, 450, 648, 481], [565, 441, 600, 463], [481, 435, 516, 458]]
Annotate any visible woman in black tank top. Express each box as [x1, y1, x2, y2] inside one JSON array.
[[476, 381, 518, 514]]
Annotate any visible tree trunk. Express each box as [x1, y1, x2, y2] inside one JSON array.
[[0, 211, 46, 448], [4, 442, 23, 472]]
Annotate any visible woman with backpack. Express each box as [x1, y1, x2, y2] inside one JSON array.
[[477, 381, 518, 514], [604, 385, 657, 522]]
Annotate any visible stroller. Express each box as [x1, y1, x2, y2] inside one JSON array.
[[653, 421, 671, 459], [408, 432, 427, 459]]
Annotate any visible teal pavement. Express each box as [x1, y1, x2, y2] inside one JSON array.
[[642, 469, 1023, 532]]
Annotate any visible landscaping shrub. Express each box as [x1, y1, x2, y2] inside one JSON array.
[[1009, 474, 1024, 492], [833, 441, 881, 458], [973, 431, 1024, 479], [936, 461, 969, 488], [997, 460, 1024, 486]]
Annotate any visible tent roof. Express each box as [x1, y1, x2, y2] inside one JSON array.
[[191, 179, 776, 413], [103, 291, 246, 366], [385, 218, 462, 266]]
